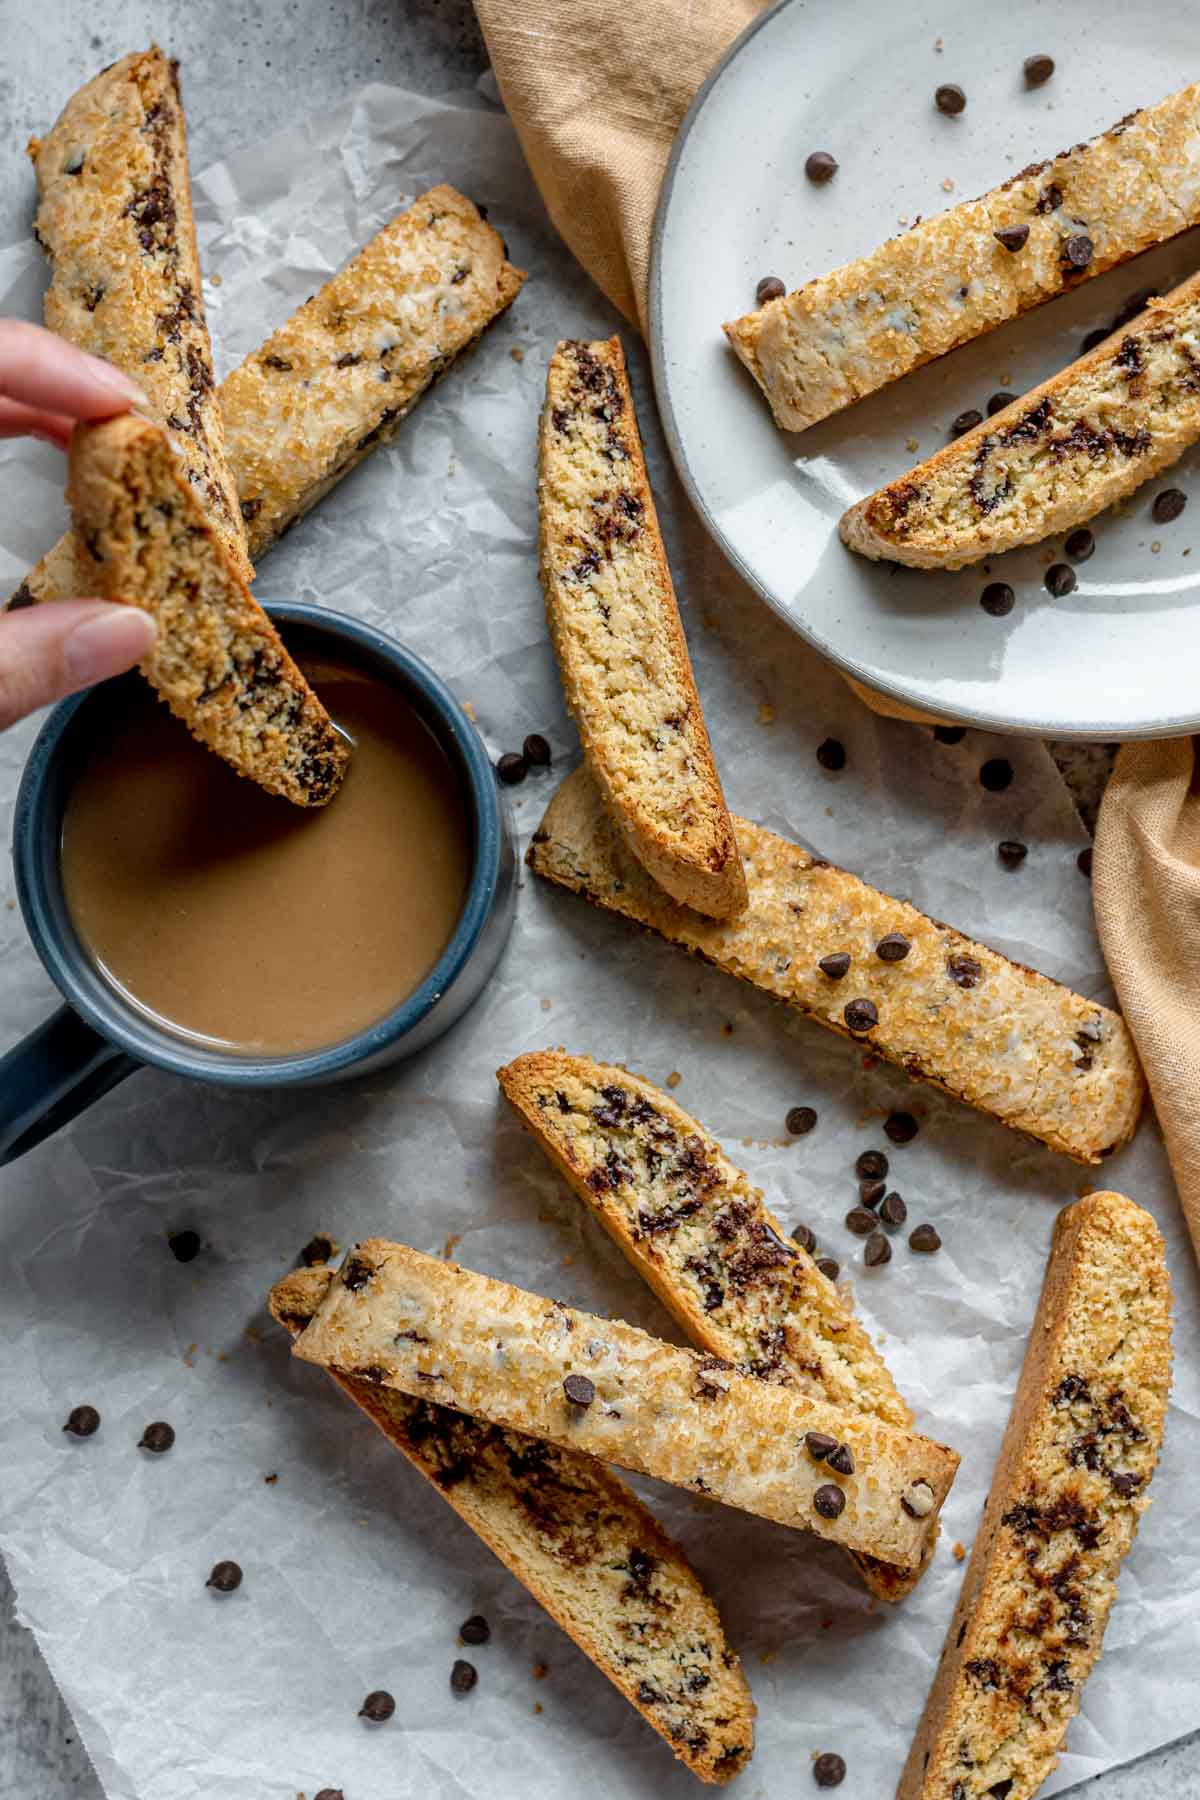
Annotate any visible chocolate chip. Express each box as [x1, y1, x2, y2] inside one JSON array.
[[1045, 562, 1077, 597], [909, 1223, 942, 1253], [864, 1231, 892, 1267], [980, 757, 1014, 792], [460, 1614, 490, 1645], [818, 952, 851, 980], [523, 733, 552, 766], [1065, 527, 1095, 561], [207, 1560, 243, 1593], [314, 1790, 345, 1799], [826, 1443, 855, 1476], [139, 1421, 175, 1454], [450, 1659, 478, 1695], [933, 725, 966, 744], [813, 1752, 847, 1788], [901, 1480, 935, 1518], [496, 751, 528, 785], [563, 1373, 596, 1407], [1062, 233, 1093, 270], [755, 275, 786, 305], [855, 1150, 889, 1181], [876, 932, 911, 962], [786, 1105, 818, 1136], [859, 1178, 887, 1208], [879, 1191, 907, 1227], [935, 83, 966, 114], [805, 1431, 838, 1461], [1024, 52, 1055, 85], [300, 1234, 335, 1266], [988, 1783, 1014, 1800], [981, 581, 1014, 617], [994, 223, 1030, 253], [947, 953, 983, 990], [816, 736, 846, 771], [168, 1229, 201, 1262], [1077, 846, 1094, 878], [64, 1405, 100, 1438], [1111, 1472, 1140, 1498], [813, 1483, 846, 1519], [998, 839, 1028, 868], [815, 1257, 840, 1281], [358, 1689, 395, 1721], [804, 151, 839, 184], [951, 408, 983, 437], [986, 391, 1017, 415], [792, 1223, 817, 1253], [845, 1206, 878, 1236], [1152, 487, 1187, 523], [884, 1110, 918, 1144], [342, 1255, 374, 1292], [843, 998, 878, 1034], [1081, 327, 1109, 353]]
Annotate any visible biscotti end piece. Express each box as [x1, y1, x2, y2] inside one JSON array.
[[539, 337, 746, 919], [527, 766, 1144, 1164], [840, 272, 1200, 569], [293, 1240, 959, 1564], [68, 415, 348, 808], [270, 1265, 756, 1784], [900, 1191, 1171, 1800], [725, 82, 1200, 433]]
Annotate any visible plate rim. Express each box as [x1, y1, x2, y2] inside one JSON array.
[[646, 0, 1200, 742]]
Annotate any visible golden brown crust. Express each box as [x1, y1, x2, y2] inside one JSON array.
[[539, 338, 746, 918]]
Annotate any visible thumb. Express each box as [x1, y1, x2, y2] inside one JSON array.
[[0, 601, 157, 730]]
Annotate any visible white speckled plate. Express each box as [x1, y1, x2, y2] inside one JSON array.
[[650, 0, 1200, 737]]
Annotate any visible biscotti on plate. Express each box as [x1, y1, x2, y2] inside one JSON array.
[[271, 1266, 755, 1784], [900, 1192, 1171, 1800], [840, 271, 1200, 568], [29, 49, 250, 582], [539, 337, 746, 918], [68, 415, 348, 807], [498, 1049, 935, 1603], [291, 1240, 959, 1564], [724, 83, 1200, 434], [527, 766, 1144, 1164]]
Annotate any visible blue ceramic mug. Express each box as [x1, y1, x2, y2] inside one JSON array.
[[0, 602, 516, 1164]]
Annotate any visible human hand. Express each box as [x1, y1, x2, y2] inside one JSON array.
[[0, 320, 158, 729]]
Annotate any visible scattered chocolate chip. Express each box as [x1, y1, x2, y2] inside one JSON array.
[[826, 1443, 855, 1476], [168, 1229, 201, 1263], [1024, 52, 1055, 85], [901, 1480, 935, 1518], [860, 1178, 887, 1208], [792, 1223, 817, 1254], [909, 1223, 942, 1253], [300, 1233, 335, 1266], [884, 1111, 919, 1145], [951, 408, 983, 437], [805, 151, 839, 184], [815, 1257, 840, 1281], [816, 736, 846, 772], [139, 1421, 175, 1454], [563, 1373, 596, 1407], [980, 757, 1014, 792], [933, 725, 966, 744], [986, 391, 1017, 416], [786, 1105, 818, 1136], [855, 1150, 889, 1181], [450, 1659, 478, 1695], [998, 839, 1028, 869], [1040, 559, 1082, 603], [1152, 487, 1187, 523], [994, 223, 1030, 253], [755, 275, 786, 305], [64, 1405, 100, 1438], [980, 581, 1015, 617], [805, 1431, 838, 1461], [818, 952, 851, 980], [813, 1752, 847, 1788], [813, 1483, 846, 1519], [879, 1191, 908, 1227], [207, 1560, 243, 1593], [876, 932, 911, 963], [845, 1206, 878, 1236], [844, 998, 878, 1034], [358, 1689, 395, 1721], [496, 751, 528, 785], [935, 83, 966, 115], [460, 1614, 490, 1645], [523, 733, 552, 767], [864, 1231, 892, 1267], [1077, 846, 1094, 878], [1062, 233, 1093, 270], [1081, 327, 1109, 353], [1065, 527, 1095, 561]]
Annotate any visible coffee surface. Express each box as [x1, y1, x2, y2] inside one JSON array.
[[61, 660, 472, 1055]]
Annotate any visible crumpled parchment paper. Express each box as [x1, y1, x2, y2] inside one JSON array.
[[0, 79, 1195, 1800]]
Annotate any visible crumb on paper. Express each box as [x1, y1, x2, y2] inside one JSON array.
[[463, 700, 477, 721], [533, 1662, 549, 1681], [721, 1023, 734, 1038], [510, 344, 525, 363], [4, 899, 14, 911], [264, 1472, 278, 1485], [905, 436, 919, 453], [208, 272, 222, 287], [539, 996, 552, 1012], [183, 1343, 197, 1367], [533, 1702, 543, 1714], [741, 1137, 754, 1149], [1184, 547, 1192, 556], [1000, 372, 1012, 385], [934, 35, 944, 49], [942, 178, 955, 192], [953, 1541, 967, 1561], [666, 1070, 681, 1089], [1151, 541, 1162, 553], [757, 701, 776, 726], [898, 214, 910, 227], [442, 1231, 462, 1260]]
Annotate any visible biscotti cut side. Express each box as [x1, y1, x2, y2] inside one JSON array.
[[539, 338, 745, 918], [292, 1240, 959, 1563], [840, 272, 1200, 568], [29, 48, 250, 581], [899, 1192, 1171, 1800], [527, 767, 1143, 1165], [68, 415, 348, 807], [271, 1268, 754, 1784], [725, 83, 1200, 433]]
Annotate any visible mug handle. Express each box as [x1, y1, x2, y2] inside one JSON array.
[[0, 1005, 139, 1166]]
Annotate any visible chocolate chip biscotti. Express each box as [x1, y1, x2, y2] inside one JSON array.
[[539, 339, 745, 917], [899, 1191, 1171, 1800], [68, 415, 348, 807], [840, 271, 1200, 568], [292, 1240, 960, 1563], [271, 1267, 754, 1784], [527, 766, 1144, 1164], [498, 1050, 933, 1603], [28, 48, 250, 586], [725, 83, 1200, 433]]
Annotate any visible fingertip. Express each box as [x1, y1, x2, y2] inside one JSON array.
[[62, 604, 157, 686]]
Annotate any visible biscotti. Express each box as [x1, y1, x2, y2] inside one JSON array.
[[291, 1240, 960, 1564], [526, 766, 1144, 1165], [271, 1267, 754, 1784], [12, 186, 525, 610], [29, 49, 250, 581], [724, 83, 1200, 433], [900, 1192, 1171, 1800], [498, 1049, 933, 1603], [538, 338, 745, 917], [840, 272, 1200, 568], [68, 415, 348, 807]]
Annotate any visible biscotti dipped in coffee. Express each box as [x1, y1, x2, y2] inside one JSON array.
[[840, 271, 1200, 568], [291, 1240, 959, 1563], [68, 415, 348, 807], [725, 83, 1200, 433], [498, 1049, 935, 1603], [271, 1267, 755, 1784], [527, 766, 1144, 1164], [539, 337, 746, 918], [28, 49, 250, 584], [900, 1192, 1171, 1800]]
